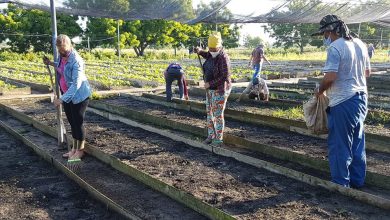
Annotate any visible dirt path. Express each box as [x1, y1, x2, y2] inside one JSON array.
[[3, 98, 390, 219], [0, 111, 207, 220], [0, 129, 122, 220]]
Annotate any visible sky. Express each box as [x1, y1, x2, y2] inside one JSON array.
[[192, 0, 284, 45]]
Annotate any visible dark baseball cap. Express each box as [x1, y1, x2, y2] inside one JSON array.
[[311, 15, 342, 36]]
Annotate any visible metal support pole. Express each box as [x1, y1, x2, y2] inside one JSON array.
[[50, 0, 65, 148], [380, 29, 383, 49], [387, 35, 390, 50], [117, 20, 120, 61], [87, 36, 90, 51], [358, 23, 361, 37]]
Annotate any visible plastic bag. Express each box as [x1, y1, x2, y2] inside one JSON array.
[[303, 95, 329, 134]]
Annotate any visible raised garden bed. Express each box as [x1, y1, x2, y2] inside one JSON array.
[[1, 98, 389, 218], [0, 78, 31, 95]]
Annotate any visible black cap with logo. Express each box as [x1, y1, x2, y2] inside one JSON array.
[[311, 15, 342, 36], [311, 14, 354, 40]]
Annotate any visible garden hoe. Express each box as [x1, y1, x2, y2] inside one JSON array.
[[197, 53, 217, 147]]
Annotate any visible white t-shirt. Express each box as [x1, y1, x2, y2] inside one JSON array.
[[323, 38, 370, 107], [243, 78, 269, 95]]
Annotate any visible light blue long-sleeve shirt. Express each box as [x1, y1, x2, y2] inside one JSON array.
[[56, 50, 91, 104]]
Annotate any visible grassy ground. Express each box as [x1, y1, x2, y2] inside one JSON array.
[[224, 48, 390, 62], [0, 80, 17, 91], [2, 47, 388, 63]]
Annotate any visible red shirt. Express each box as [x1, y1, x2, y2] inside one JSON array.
[[251, 46, 264, 65], [56, 57, 69, 93]]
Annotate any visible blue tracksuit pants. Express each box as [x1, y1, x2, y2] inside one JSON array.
[[327, 92, 367, 188], [251, 63, 263, 80]]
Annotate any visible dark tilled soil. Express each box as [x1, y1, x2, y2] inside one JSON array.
[[186, 93, 390, 136], [0, 111, 207, 220], [0, 129, 122, 220], [2, 98, 390, 219], [230, 85, 390, 111], [96, 96, 390, 177]]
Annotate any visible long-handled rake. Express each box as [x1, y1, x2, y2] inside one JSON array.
[[44, 57, 82, 171], [197, 53, 217, 144], [44, 59, 68, 150], [67, 155, 83, 172]]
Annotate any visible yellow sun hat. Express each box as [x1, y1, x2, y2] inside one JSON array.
[[208, 31, 222, 48]]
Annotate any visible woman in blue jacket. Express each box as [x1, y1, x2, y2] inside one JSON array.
[[43, 34, 91, 161]]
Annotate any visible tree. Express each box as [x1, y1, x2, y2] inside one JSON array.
[[264, 22, 321, 52], [83, 17, 118, 49], [83, 18, 198, 56], [123, 19, 177, 56], [217, 23, 241, 48], [345, 0, 390, 48], [1, 4, 81, 53], [243, 35, 265, 48], [263, 0, 324, 52], [0, 7, 17, 44], [191, 0, 241, 49], [67, 0, 195, 20], [263, 0, 390, 52], [129, 0, 195, 21], [76, 0, 196, 56], [67, 0, 130, 14], [180, 23, 202, 49], [169, 22, 194, 55], [195, 0, 232, 23], [69, 0, 240, 55], [348, 22, 390, 48]]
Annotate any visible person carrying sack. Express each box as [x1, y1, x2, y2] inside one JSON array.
[[236, 77, 269, 102], [303, 89, 329, 134], [312, 15, 371, 188], [164, 63, 188, 101]]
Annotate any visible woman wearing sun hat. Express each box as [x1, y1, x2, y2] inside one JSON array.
[[194, 31, 232, 147]]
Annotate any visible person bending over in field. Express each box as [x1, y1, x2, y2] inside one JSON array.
[[164, 63, 189, 101], [236, 77, 269, 103]]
